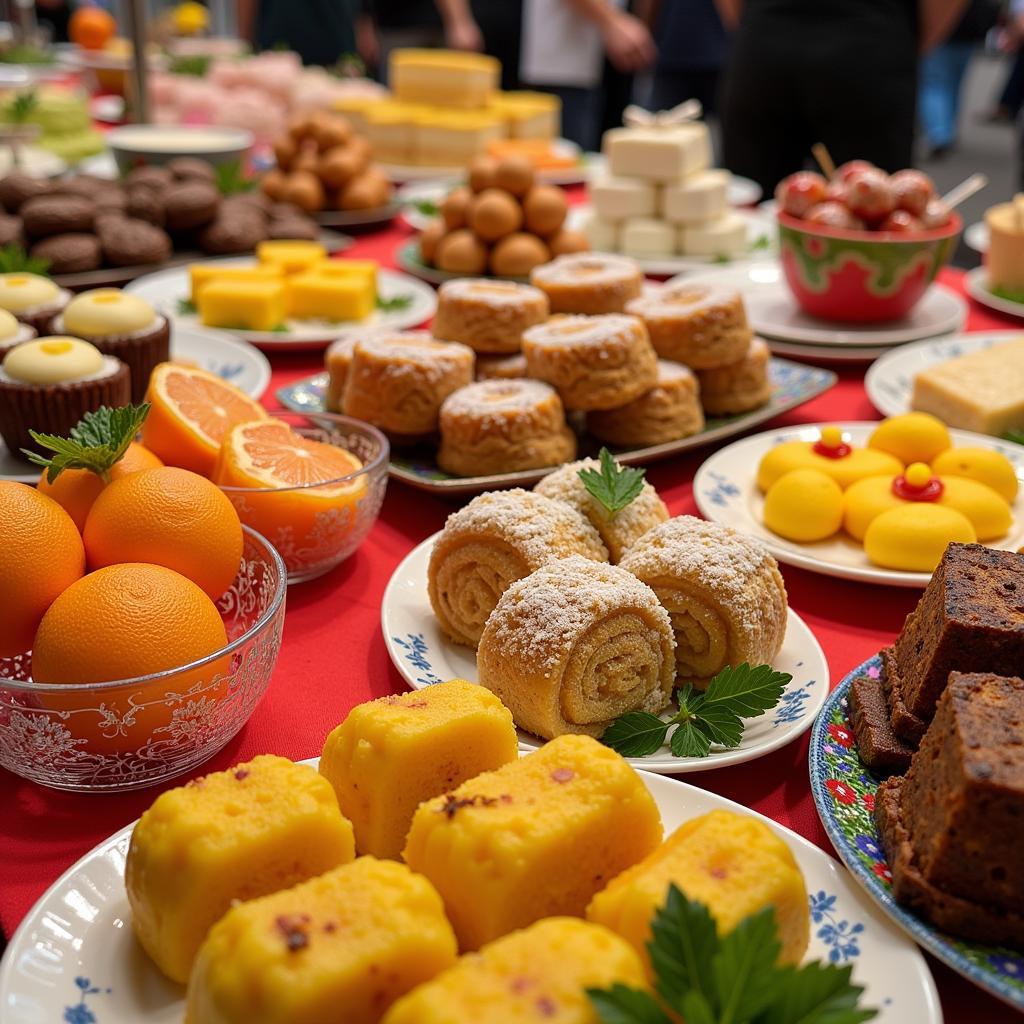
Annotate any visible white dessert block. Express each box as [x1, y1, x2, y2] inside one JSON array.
[[590, 175, 657, 221], [662, 169, 730, 226], [579, 209, 620, 251], [620, 216, 676, 258], [604, 123, 711, 182], [679, 211, 748, 257]]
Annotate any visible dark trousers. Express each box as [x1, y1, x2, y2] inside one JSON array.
[[1000, 50, 1024, 117], [537, 62, 634, 152], [648, 68, 721, 117]]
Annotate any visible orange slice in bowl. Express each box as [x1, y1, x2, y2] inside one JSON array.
[[143, 363, 268, 477]]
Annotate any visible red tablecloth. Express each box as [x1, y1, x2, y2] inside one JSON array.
[[1, 220, 1019, 1018]]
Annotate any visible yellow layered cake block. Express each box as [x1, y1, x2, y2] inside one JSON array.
[[126, 755, 355, 984], [403, 734, 663, 950], [332, 94, 387, 135], [413, 111, 504, 167], [382, 917, 647, 1024], [313, 258, 379, 292], [490, 91, 561, 139], [198, 279, 287, 332], [391, 49, 499, 109], [189, 264, 283, 304], [320, 679, 519, 859], [587, 809, 810, 970], [363, 102, 420, 164], [287, 272, 375, 322], [185, 857, 458, 1024], [256, 241, 328, 276]]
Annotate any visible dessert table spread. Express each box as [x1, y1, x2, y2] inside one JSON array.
[[1, 213, 1021, 1021]]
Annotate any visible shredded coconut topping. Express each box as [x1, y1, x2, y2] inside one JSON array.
[[439, 278, 547, 307], [522, 314, 644, 351], [531, 252, 642, 286], [655, 359, 695, 382], [442, 378, 561, 417], [626, 281, 742, 319]]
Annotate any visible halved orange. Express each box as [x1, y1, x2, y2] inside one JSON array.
[[143, 363, 267, 477]]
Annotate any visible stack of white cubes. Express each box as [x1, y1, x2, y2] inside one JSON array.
[[586, 122, 748, 260]]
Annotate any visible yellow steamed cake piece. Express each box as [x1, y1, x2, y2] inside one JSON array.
[[126, 754, 356, 984], [403, 734, 663, 951], [868, 412, 952, 464], [185, 857, 457, 1024], [319, 679, 519, 859], [587, 809, 810, 972], [381, 917, 648, 1024], [931, 446, 1019, 503], [863, 503, 976, 572], [287, 272, 375, 321], [189, 264, 284, 304], [198, 280, 287, 332], [938, 475, 1012, 540], [842, 476, 904, 542], [257, 240, 328, 275], [763, 469, 843, 542], [312, 259, 379, 292]]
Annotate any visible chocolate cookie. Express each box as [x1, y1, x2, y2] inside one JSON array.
[[163, 182, 220, 231], [167, 157, 217, 183], [198, 210, 267, 255], [93, 189, 128, 216], [267, 217, 319, 241], [0, 213, 24, 248], [0, 173, 51, 212], [31, 233, 102, 273], [125, 165, 174, 191], [21, 195, 96, 239], [126, 186, 166, 227], [57, 174, 113, 199], [222, 192, 272, 219], [99, 217, 173, 267]]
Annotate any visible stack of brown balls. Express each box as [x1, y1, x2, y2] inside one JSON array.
[[420, 154, 589, 278]]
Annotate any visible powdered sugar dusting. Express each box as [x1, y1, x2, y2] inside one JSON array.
[[655, 359, 695, 382], [522, 314, 644, 352], [626, 281, 742, 319], [442, 379, 561, 417], [532, 252, 641, 287], [352, 332, 475, 384], [439, 278, 547, 307]]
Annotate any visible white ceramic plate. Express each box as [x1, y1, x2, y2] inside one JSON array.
[[381, 533, 828, 774], [865, 331, 1024, 419], [77, 151, 118, 180], [126, 259, 437, 352], [694, 420, 1024, 588], [965, 265, 1024, 320], [756, 338, 899, 364], [0, 146, 66, 179], [965, 221, 988, 253]]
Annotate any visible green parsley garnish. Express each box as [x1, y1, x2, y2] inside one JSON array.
[[25, 403, 150, 484], [168, 54, 212, 77], [270, 322, 290, 332], [992, 284, 1024, 306], [751, 234, 771, 251], [602, 663, 791, 758], [412, 198, 438, 217], [587, 885, 875, 1024], [177, 298, 198, 315], [216, 159, 257, 196], [6, 90, 37, 125], [0, 243, 49, 276], [377, 293, 413, 312], [578, 447, 646, 517], [1002, 428, 1024, 446]]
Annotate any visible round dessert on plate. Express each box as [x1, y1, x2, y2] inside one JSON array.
[[431, 278, 549, 354], [0, 308, 37, 358], [0, 272, 71, 333], [530, 252, 643, 315]]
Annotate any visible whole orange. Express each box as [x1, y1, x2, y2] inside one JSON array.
[[69, 6, 117, 50], [83, 466, 243, 601], [37, 441, 164, 532], [0, 481, 85, 659]]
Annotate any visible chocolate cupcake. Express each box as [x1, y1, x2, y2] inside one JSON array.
[[0, 336, 130, 457], [98, 217, 173, 267], [52, 289, 170, 403], [30, 233, 103, 274], [0, 272, 70, 332]]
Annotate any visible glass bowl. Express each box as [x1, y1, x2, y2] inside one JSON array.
[[0, 526, 286, 792], [218, 412, 390, 584]]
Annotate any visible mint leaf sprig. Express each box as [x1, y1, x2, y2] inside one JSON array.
[[1001, 427, 1024, 446], [601, 663, 792, 759], [216, 159, 257, 196], [579, 447, 646, 518], [0, 243, 50, 276], [376, 293, 413, 312], [587, 885, 876, 1024]]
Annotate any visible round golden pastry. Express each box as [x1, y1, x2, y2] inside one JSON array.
[[476, 351, 529, 380], [530, 252, 643, 314], [324, 334, 356, 412], [342, 331, 475, 439], [0, 272, 70, 333], [521, 313, 658, 411], [437, 378, 576, 477], [587, 359, 705, 448], [625, 280, 751, 369], [534, 458, 669, 563], [428, 488, 609, 647], [431, 278, 550, 354], [696, 338, 772, 415]]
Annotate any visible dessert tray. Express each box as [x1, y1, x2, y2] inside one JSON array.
[[277, 355, 837, 496], [313, 200, 402, 231], [810, 657, 1024, 1012], [693, 421, 1024, 587], [0, 755, 939, 1024], [965, 265, 1024, 320], [381, 533, 829, 774], [126, 259, 437, 352]]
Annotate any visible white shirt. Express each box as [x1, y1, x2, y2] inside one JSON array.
[[520, 0, 627, 89]]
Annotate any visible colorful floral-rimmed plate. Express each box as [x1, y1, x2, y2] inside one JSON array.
[[965, 266, 1024, 321], [0, 755, 940, 1024], [693, 421, 1024, 588], [380, 533, 829, 774], [277, 356, 836, 496], [810, 657, 1024, 1012]]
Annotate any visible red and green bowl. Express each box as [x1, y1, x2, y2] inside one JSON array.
[[777, 211, 961, 323]]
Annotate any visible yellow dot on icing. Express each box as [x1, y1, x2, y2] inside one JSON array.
[[2, 336, 104, 384], [905, 463, 932, 488], [40, 339, 74, 355], [819, 426, 844, 449]]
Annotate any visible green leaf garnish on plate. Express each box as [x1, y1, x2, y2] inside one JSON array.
[[991, 284, 1024, 305], [412, 198, 438, 217], [578, 447, 646, 518], [177, 298, 198, 315], [1002, 428, 1024, 446], [216, 159, 257, 196], [376, 293, 413, 312], [0, 243, 50, 276]]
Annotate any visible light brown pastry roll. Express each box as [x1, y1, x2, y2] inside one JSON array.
[[324, 335, 356, 412], [530, 252, 643, 314], [521, 313, 658, 411], [619, 516, 787, 689], [432, 278, 549, 354], [534, 457, 668, 563], [697, 338, 772, 415], [478, 555, 676, 739], [437, 379, 577, 477], [625, 281, 752, 369], [587, 360, 705, 448], [342, 331, 474, 438], [428, 489, 609, 648], [476, 352, 529, 380]]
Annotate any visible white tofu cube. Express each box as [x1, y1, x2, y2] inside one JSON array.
[[578, 209, 620, 251], [621, 216, 676, 258], [662, 169, 730, 225], [679, 212, 748, 257], [604, 123, 711, 182], [590, 175, 657, 221]]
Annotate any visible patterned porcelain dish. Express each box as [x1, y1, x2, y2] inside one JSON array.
[[777, 211, 961, 323], [0, 756, 941, 1024], [0, 527, 286, 793], [810, 657, 1024, 1012]]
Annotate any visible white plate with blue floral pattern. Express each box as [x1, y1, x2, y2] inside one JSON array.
[[694, 421, 1024, 588], [0, 755, 940, 1024], [381, 533, 829, 775]]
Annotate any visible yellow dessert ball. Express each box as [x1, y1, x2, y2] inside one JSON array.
[[864, 504, 976, 572], [756, 439, 903, 492], [763, 469, 843, 542], [939, 476, 1013, 541], [842, 475, 904, 542], [868, 412, 952, 464], [932, 447, 1019, 503]]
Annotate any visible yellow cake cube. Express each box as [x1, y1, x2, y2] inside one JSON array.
[[313, 258, 379, 292], [413, 110, 504, 167], [331, 94, 387, 135], [382, 917, 647, 1024], [587, 809, 810, 970], [490, 91, 561, 139], [189, 264, 283, 304], [287, 272, 375, 322], [391, 49, 499, 110], [403, 734, 663, 950], [198, 279, 287, 332], [185, 857, 457, 1024], [126, 755, 356, 984], [257, 241, 328, 275], [363, 102, 418, 164], [320, 679, 519, 859]]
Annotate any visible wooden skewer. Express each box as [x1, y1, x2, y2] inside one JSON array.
[[811, 142, 836, 180], [940, 173, 987, 211]]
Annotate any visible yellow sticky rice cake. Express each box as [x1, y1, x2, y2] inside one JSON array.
[[126, 755, 356, 984], [320, 679, 519, 858], [403, 734, 663, 950], [381, 917, 647, 1024], [185, 857, 458, 1024], [587, 809, 810, 970]]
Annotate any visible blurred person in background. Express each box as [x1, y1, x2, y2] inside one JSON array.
[[986, 0, 1024, 122], [239, 0, 357, 64], [355, 1, 445, 80], [433, 0, 524, 89]]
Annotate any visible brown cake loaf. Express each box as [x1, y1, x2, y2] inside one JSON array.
[[875, 672, 1024, 948], [848, 672, 913, 776], [880, 646, 928, 746]]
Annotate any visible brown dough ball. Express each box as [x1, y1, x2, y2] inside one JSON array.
[[468, 187, 522, 243], [223, 192, 272, 219], [0, 213, 23, 247], [163, 181, 220, 231], [93, 189, 127, 216], [267, 217, 319, 241], [21, 195, 95, 239], [467, 153, 499, 193], [435, 228, 488, 275], [313, 115, 352, 151], [347, 135, 373, 165], [490, 232, 550, 277], [198, 211, 267, 255], [31, 233, 102, 273], [318, 144, 367, 190], [288, 112, 317, 141], [545, 227, 590, 257], [493, 155, 535, 197], [167, 157, 217, 183], [282, 170, 326, 213], [293, 139, 321, 176], [440, 185, 472, 230], [339, 168, 392, 210], [261, 168, 289, 201], [0, 173, 50, 212], [522, 184, 568, 238], [55, 174, 110, 198], [273, 135, 297, 171], [419, 219, 446, 265], [124, 165, 173, 192], [99, 217, 173, 266], [126, 186, 166, 227]]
